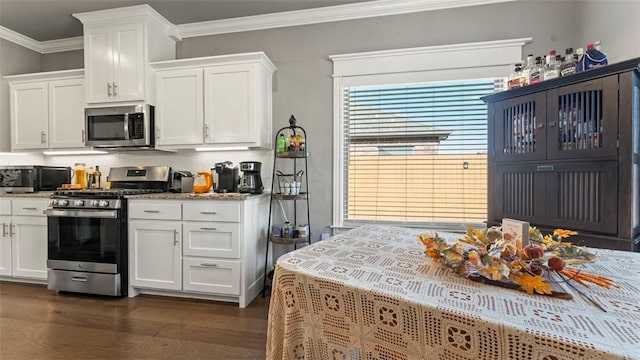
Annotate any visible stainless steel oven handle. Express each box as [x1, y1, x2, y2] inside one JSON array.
[[71, 276, 88, 282], [44, 208, 118, 218]]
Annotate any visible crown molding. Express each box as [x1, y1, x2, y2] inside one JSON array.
[[2, 0, 517, 53], [40, 37, 84, 53], [177, 0, 517, 38], [0, 26, 41, 53]]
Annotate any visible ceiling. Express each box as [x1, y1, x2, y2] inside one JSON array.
[[0, 0, 372, 42]]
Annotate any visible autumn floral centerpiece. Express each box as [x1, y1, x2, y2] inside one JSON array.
[[418, 221, 618, 297]]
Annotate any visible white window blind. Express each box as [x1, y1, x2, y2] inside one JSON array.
[[341, 79, 501, 229]]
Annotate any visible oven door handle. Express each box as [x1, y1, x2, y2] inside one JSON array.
[[44, 208, 118, 218]]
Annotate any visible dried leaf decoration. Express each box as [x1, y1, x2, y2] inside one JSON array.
[[513, 273, 552, 295]]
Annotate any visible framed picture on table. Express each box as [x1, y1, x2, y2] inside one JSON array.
[[502, 218, 529, 248]]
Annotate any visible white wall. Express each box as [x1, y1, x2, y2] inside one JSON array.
[[575, 0, 640, 63]]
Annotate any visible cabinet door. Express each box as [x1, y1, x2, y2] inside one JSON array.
[[545, 161, 618, 234], [204, 63, 258, 145], [112, 22, 145, 102], [11, 216, 47, 280], [129, 220, 182, 290], [183, 222, 240, 259], [49, 78, 87, 149], [10, 82, 48, 150], [84, 25, 114, 103], [155, 68, 204, 145], [546, 76, 619, 160], [182, 257, 240, 295], [493, 92, 547, 162], [0, 215, 11, 276], [493, 164, 547, 224]]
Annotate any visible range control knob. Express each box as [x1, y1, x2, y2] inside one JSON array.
[[74, 200, 85, 207], [58, 199, 69, 206], [98, 200, 110, 208], [90, 200, 100, 207]]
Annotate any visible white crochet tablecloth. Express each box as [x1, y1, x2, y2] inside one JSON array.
[[266, 225, 640, 360]]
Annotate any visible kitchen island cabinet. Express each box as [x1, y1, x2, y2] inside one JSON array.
[[0, 198, 49, 282], [127, 195, 268, 307]]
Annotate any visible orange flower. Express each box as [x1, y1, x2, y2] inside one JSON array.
[[553, 229, 578, 238], [425, 248, 441, 260]]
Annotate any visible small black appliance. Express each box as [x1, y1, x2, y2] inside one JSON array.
[[213, 162, 239, 193], [239, 161, 264, 194]]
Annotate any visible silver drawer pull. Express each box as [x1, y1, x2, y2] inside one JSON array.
[[200, 227, 217, 231], [201, 263, 217, 267], [537, 165, 554, 172], [71, 276, 88, 282], [22, 207, 37, 210], [200, 211, 217, 215], [143, 210, 160, 213]]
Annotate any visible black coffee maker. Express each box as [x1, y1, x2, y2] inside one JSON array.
[[239, 161, 264, 194], [213, 162, 239, 193]]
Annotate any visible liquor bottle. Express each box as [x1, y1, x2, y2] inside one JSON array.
[[523, 54, 534, 84], [560, 48, 577, 76], [507, 63, 526, 90], [543, 50, 560, 80], [575, 47, 585, 72], [529, 57, 543, 84]]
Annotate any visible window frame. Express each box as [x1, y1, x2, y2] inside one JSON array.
[[330, 38, 530, 230]]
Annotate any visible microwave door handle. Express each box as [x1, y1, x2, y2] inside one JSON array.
[[123, 113, 130, 140]]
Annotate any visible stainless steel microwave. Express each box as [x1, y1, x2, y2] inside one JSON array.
[[85, 104, 154, 148], [0, 166, 71, 193]]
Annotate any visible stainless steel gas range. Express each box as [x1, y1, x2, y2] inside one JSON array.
[[45, 166, 170, 296]]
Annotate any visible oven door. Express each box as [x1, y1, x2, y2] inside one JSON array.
[[46, 208, 124, 274]]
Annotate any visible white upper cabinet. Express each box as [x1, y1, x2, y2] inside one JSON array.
[[73, 5, 178, 105], [152, 53, 276, 149], [84, 22, 145, 103], [7, 70, 86, 151]]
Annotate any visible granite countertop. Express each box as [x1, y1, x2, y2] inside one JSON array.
[[126, 192, 268, 200], [0, 191, 54, 198]]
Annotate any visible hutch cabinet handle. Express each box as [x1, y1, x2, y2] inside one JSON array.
[[200, 227, 217, 231], [174, 230, 179, 246], [201, 263, 217, 267], [548, 121, 557, 128], [2, 223, 7, 237], [107, 83, 112, 96], [537, 123, 545, 129], [536, 165, 554, 172], [200, 211, 217, 215], [22, 207, 37, 210], [113, 83, 118, 96], [143, 210, 160, 213]]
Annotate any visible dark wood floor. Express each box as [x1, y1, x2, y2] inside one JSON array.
[[0, 281, 270, 359]]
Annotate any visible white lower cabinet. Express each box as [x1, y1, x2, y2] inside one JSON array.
[[128, 197, 267, 307], [182, 258, 240, 295], [0, 198, 49, 281], [129, 220, 181, 290]]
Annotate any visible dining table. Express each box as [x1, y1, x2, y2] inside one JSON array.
[[266, 224, 640, 360]]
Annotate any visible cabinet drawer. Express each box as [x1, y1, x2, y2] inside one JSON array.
[[183, 202, 240, 222], [129, 201, 182, 220], [182, 258, 240, 295], [11, 199, 48, 216], [183, 222, 240, 258], [0, 199, 11, 215]]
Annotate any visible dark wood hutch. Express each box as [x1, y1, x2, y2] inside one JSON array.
[[482, 58, 640, 251]]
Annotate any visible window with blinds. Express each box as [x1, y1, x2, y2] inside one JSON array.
[[341, 78, 502, 229]]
